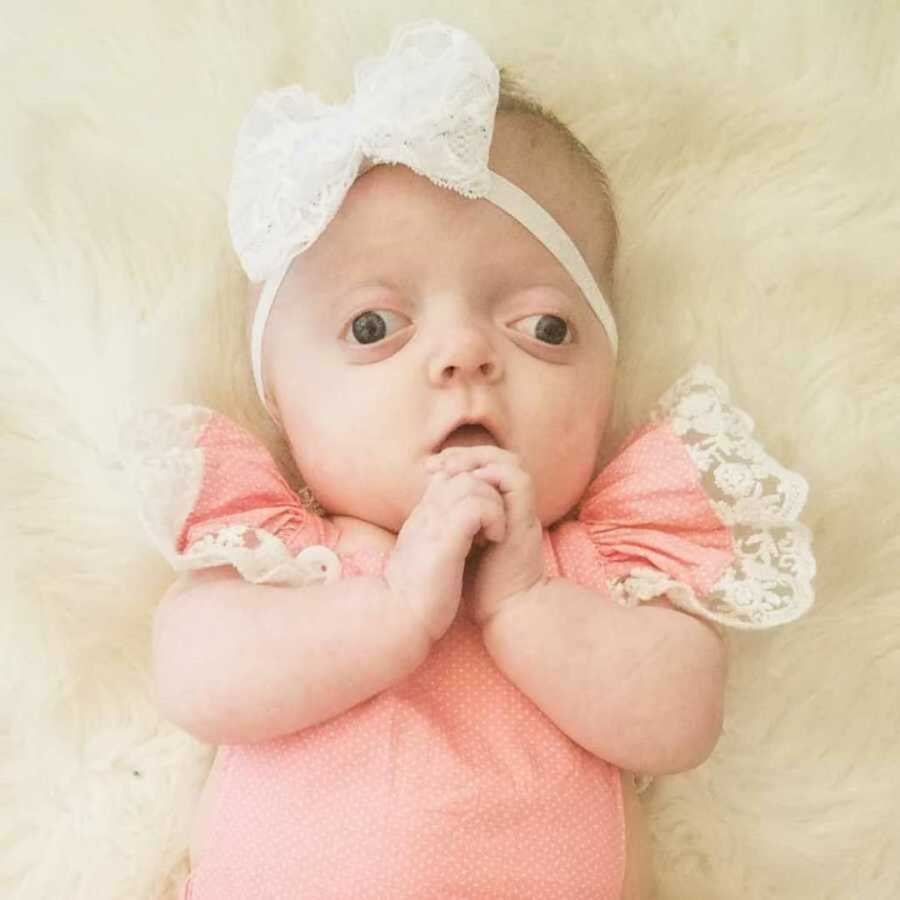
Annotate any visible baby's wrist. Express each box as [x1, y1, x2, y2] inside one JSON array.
[[381, 569, 441, 648]]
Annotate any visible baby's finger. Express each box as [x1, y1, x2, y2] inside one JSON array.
[[476, 492, 506, 543], [425, 470, 505, 541], [425, 468, 496, 507], [427, 445, 517, 476], [470, 463, 537, 534], [453, 490, 506, 543]]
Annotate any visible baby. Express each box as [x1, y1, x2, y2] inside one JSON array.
[[121, 21, 816, 900]]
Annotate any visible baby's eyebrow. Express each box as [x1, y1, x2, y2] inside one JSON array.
[[331, 276, 586, 310], [511, 281, 588, 315], [334, 278, 407, 306]]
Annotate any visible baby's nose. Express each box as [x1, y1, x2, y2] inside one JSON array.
[[427, 324, 502, 386]]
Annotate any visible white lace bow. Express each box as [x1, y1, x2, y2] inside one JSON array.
[[228, 20, 500, 284]]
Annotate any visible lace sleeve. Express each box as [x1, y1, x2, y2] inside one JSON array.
[[609, 363, 816, 630], [117, 404, 342, 588]]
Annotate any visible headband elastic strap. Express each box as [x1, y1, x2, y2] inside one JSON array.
[[486, 173, 618, 354], [252, 256, 291, 419], [251, 170, 618, 418]]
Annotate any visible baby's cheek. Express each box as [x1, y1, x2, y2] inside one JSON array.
[[548, 413, 600, 476], [538, 381, 600, 450], [528, 391, 608, 520]]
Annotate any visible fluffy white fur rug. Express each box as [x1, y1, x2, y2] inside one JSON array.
[[3, 2, 898, 898]]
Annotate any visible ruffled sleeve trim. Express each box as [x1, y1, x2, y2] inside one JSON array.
[[609, 363, 816, 630], [117, 404, 342, 588], [564, 363, 816, 631]]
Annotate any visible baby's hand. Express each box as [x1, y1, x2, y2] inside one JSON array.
[[384, 466, 506, 643], [427, 447, 547, 628]]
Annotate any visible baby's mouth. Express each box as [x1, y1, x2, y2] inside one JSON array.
[[438, 424, 499, 451]]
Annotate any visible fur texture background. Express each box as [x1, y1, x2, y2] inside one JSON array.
[[2, 2, 898, 898]]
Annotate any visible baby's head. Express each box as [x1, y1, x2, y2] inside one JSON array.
[[241, 64, 619, 535]]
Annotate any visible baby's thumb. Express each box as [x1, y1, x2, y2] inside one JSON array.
[[479, 507, 506, 544]]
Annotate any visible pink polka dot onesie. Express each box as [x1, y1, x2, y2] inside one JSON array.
[[120, 362, 816, 899]]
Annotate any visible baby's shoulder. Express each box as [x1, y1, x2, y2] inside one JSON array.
[[330, 515, 397, 558]]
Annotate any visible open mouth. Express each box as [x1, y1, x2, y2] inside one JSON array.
[[438, 423, 499, 451]]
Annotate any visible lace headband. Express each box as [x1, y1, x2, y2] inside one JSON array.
[[227, 20, 619, 418]]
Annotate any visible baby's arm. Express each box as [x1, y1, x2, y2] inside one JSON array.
[[153, 561, 430, 744], [480, 578, 728, 776], [153, 466, 505, 745]]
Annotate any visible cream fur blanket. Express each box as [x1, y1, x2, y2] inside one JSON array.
[[2, 2, 898, 898]]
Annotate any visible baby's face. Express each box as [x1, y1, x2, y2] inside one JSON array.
[[261, 117, 616, 533]]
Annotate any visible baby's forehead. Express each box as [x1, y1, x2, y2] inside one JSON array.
[[278, 112, 615, 307], [489, 112, 579, 183], [493, 113, 594, 184]]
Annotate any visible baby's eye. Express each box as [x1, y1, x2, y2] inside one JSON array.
[[343, 309, 410, 345], [510, 313, 573, 345]]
